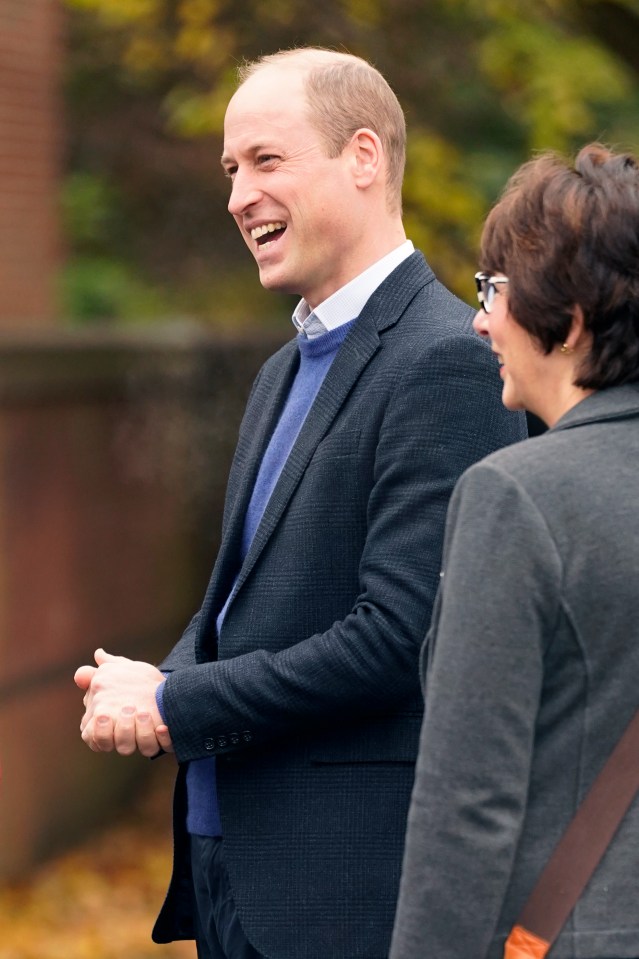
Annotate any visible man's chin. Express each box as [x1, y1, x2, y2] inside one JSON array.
[[257, 268, 298, 297]]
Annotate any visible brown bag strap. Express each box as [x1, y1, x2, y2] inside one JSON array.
[[504, 707, 639, 959]]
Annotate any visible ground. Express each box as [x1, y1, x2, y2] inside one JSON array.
[[0, 762, 194, 959]]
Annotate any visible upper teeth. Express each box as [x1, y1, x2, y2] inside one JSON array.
[[251, 222, 285, 240]]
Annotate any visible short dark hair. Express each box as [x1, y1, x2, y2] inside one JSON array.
[[480, 143, 639, 389]]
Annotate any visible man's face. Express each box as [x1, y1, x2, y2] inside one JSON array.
[[222, 66, 361, 309]]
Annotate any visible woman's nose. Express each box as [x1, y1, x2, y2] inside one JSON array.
[[472, 308, 490, 339]]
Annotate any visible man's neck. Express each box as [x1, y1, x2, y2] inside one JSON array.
[[293, 238, 414, 338]]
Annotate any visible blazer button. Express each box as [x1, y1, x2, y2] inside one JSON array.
[[216, 735, 228, 749], [242, 730, 253, 743], [229, 732, 240, 746], [204, 738, 215, 751]]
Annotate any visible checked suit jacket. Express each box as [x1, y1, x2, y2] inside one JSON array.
[[152, 251, 527, 959]]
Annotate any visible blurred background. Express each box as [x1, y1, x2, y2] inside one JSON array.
[[0, 0, 637, 955]]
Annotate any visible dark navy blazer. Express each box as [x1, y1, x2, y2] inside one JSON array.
[[153, 252, 527, 959]]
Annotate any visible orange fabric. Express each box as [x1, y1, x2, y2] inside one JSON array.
[[503, 924, 550, 959]]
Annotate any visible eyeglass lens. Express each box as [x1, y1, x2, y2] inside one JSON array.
[[475, 275, 495, 313]]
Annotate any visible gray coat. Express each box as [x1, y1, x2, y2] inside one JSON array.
[[152, 252, 526, 958], [391, 384, 639, 959]]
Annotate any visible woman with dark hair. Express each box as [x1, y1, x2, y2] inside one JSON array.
[[390, 144, 639, 959]]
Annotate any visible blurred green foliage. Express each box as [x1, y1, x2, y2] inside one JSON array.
[[61, 0, 639, 325]]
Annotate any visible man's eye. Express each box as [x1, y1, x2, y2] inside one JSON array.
[[224, 167, 237, 179], [257, 155, 277, 166]]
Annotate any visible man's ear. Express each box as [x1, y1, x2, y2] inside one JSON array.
[[349, 128, 383, 190]]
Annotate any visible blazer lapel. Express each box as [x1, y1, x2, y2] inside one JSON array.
[[198, 341, 299, 632], [231, 252, 434, 598], [221, 343, 299, 552]]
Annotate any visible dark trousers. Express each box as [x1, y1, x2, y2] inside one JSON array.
[[190, 835, 265, 959]]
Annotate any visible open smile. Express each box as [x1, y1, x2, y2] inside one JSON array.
[[250, 222, 287, 250]]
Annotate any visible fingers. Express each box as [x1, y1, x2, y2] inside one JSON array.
[[76, 650, 169, 757], [74, 665, 97, 690], [155, 724, 174, 754], [82, 714, 115, 753], [74, 649, 121, 691], [134, 711, 166, 758], [82, 707, 158, 757], [94, 647, 121, 666], [113, 705, 138, 756], [112, 707, 169, 758]]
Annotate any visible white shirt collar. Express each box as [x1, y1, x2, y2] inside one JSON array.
[[292, 240, 415, 339]]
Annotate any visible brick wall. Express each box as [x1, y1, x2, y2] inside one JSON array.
[[0, 0, 62, 327], [0, 328, 284, 879]]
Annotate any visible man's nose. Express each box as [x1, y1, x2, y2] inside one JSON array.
[[228, 168, 261, 217]]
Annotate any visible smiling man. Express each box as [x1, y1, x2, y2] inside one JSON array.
[[221, 55, 407, 309], [75, 48, 526, 959]]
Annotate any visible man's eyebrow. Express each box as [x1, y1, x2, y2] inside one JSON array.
[[221, 143, 274, 167]]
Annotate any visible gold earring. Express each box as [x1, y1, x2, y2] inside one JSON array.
[[560, 343, 573, 355]]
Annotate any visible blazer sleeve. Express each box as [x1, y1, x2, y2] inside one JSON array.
[[389, 460, 562, 959], [161, 334, 527, 762], [157, 610, 201, 672]]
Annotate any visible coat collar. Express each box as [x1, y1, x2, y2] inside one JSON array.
[[551, 383, 639, 433]]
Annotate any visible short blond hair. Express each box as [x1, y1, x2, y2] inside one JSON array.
[[237, 48, 406, 214]]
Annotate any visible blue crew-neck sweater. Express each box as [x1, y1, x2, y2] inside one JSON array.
[[159, 320, 356, 836]]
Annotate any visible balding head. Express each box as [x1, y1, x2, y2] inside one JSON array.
[[237, 48, 406, 215]]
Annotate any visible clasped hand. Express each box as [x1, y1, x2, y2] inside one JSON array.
[[74, 648, 173, 757]]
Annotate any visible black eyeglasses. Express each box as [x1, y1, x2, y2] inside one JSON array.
[[474, 272, 509, 313]]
